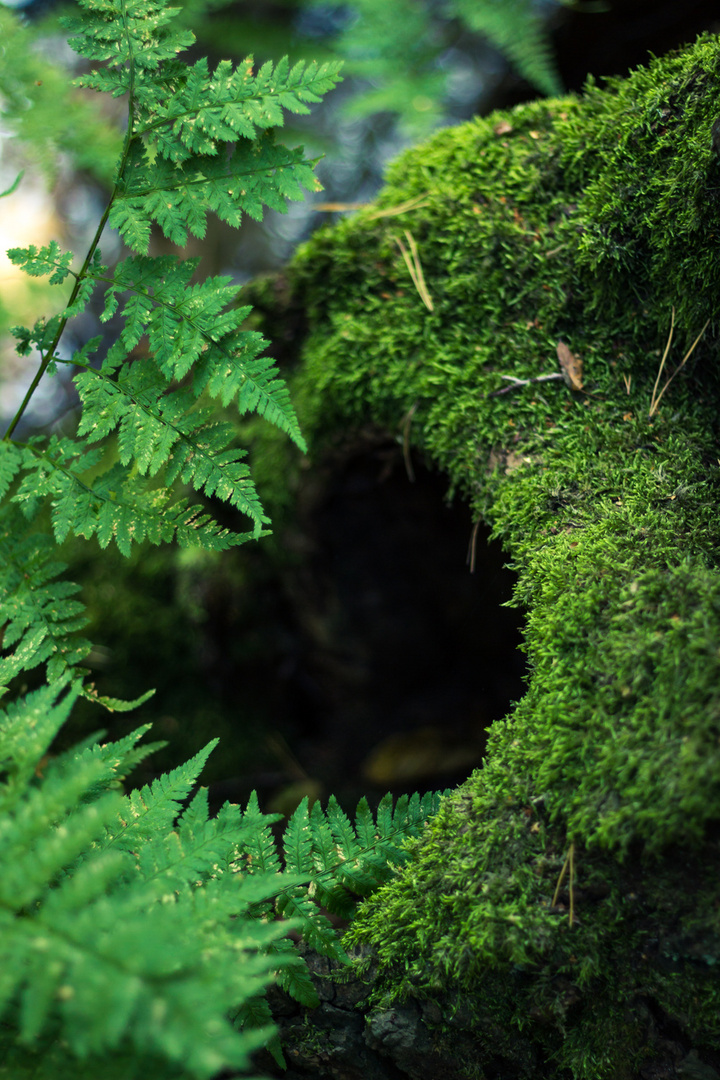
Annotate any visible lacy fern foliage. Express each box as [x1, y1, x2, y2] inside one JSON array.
[[0, 4, 443, 1076], [0, 0, 340, 694], [0, 682, 443, 1077]]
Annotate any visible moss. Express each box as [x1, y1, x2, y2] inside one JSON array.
[[246, 33, 720, 1078]]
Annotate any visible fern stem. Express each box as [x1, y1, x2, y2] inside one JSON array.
[[3, 1, 138, 443]]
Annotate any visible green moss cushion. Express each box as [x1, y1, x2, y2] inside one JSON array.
[[247, 34, 720, 1077]]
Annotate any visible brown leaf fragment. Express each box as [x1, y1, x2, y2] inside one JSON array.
[[557, 341, 583, 391], [494, 120, 513, 135]]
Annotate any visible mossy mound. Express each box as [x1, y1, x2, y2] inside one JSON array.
[[246, 34, 720, 1079]]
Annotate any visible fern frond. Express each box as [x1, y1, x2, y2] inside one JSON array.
[[105, 738, 219, 851], [2, 0, 339, 581], [282, 793, 315, 874], [139, 55, 344, 163], [269, 791, 446, 948], [0, 508, 91, 695], [276, 888, 347, 962], [83, 252, 306, 446], [6, 242, 74, 285], [62, 0, 196, 95], [0, 696, 306, 1077], [233, 992, 286, 1069], [238, 790, 284, 875], [111, 133, 325, 253], [129, 791, 275, 896], [270, 939, 321, 1007], [0, 678, 446, 1072], [0, 680, 78, 801], [74, 364, 269, 524], [12, 439, 261, 554]]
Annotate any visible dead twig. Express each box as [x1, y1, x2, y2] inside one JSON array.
[[487, 372, 564, 397]]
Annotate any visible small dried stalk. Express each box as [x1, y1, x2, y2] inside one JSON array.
[[393, 230, 434, 311], [649, 307, 710, 417]]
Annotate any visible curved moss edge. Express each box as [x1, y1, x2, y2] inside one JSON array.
[[244, 35, 720, 1076]]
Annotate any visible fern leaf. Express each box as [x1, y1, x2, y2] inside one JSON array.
[[141, 55, 343, 164], [326, 794, 360, 861], [0, 442, 23, 500], [273, 945, 320, 1008], [111, 134, 325, 255], [233, 993, 286, 1069], [309, 797, 340, 871], [282, 796, 314, 874], [354, 794, 378, 849], [0, 509, 91, 693], [0, 628, 50, 697], [74, 364, 268, 529], [6, 242, 74, 285], [80, 252, 306, 452], [79, 684, 156, 713], [0, 770, 124, 910], [132, 795, 276, 895], [106, 738, 219, 851], [239, 791, 284, 875], [13, 441, 261, 554], [0, 700, 304, 1074], [0, 680, 78, 801], [62, 0, 196, 95], [275, 888, 347, 962]]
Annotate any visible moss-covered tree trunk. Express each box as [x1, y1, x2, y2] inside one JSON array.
[[248, 34, 720, 1080]]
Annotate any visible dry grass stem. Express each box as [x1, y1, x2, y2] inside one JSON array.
[[551, 842, 576, 926], [467, 519, 480, 573], [394, 230, 434, 311], [648, 306, 675, 416], [313, 201, 369, 212], [367, 194, 431, 220], [314, 194, 430, 217], [649, 309, 710, 418]]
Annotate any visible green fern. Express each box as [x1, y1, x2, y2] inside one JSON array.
[[0, 681, 444, 1077], [0, 0, 341, 695], [0, 4, 445, 1075]]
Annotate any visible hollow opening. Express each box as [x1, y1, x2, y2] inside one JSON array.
[[273, 431, 527, 805]]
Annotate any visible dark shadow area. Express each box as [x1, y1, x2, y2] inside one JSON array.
[[261, 430, 527, 808]]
